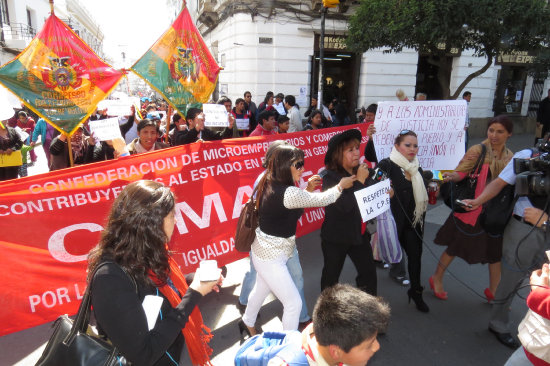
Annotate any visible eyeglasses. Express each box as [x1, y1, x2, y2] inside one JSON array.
[[399, 129, 411, 135], [292, 161, 305, 170]]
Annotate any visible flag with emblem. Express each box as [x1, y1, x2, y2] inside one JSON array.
[[131, 5, 221, 115], [0, 14, 124, 135]]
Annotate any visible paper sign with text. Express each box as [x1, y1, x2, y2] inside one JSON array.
[[373, 100, 467, 170], [235, 119, 249, 131], [88, 117, 123, 141], [97, 98, 140, 116], [354, 179, 391, 222], [203, 104, 229, 127]]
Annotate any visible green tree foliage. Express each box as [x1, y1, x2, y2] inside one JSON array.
[[347, 0, 550, 99]]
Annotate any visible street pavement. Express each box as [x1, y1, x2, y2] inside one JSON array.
[[0, 133, 536, 365]]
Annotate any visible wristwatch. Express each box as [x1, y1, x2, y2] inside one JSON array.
[[541, 220, 549, 231]]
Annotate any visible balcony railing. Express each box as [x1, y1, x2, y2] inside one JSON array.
[[2, 22, 36, 42]]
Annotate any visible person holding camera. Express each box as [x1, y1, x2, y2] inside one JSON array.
[[463, 134, 550, 349], [431, 116, 513, 302]]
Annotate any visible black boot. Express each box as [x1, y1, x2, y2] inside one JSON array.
[[407, 287, 429, 313]]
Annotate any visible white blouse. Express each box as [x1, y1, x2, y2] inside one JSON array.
[[252, 185, 342, 261]]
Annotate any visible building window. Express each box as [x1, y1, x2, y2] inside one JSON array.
[[0, 0, 9, 25]]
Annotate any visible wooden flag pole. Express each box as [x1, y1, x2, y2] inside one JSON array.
[[49, 0, 54, 14], [66, 134, 74, 167], [166, 105, 172, 144]]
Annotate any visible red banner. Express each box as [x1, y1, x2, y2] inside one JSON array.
[[0, 124, 369, 335]]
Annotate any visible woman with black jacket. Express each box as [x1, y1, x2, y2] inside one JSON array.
[[88, 180, 222, 366], [320, 129, 377, 295], [377, 130, 430, 312]]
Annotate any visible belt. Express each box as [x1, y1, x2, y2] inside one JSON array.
[[513, 214, 534, 227]]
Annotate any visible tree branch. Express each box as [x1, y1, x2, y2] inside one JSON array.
[[450, 55, 493, 99]]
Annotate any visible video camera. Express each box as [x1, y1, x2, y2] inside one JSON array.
[[514, 138, 550, 196]]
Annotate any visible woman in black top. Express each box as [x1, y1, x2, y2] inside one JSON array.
[[320, 129, 377, 295], [241, 145, 354, 334], [88, 180, 222, 366], [377, 130, 430, 312]]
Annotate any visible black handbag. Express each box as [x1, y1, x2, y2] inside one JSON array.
[[479, 184, 518, 236], [440, 144, 487, 214], [235, 186, 259, 252], [35, 262, 135, 366]]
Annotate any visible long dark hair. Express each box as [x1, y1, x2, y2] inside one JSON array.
[[257, 145, 304, 207], [87, 180, 175, 286]]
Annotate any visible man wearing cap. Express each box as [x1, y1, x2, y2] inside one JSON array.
[[174, 107, 234, 145], [146, 111, 166, 142], [127, 119, 169, 155]]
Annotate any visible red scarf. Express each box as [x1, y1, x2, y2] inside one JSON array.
[[150, 256, 213, 365]]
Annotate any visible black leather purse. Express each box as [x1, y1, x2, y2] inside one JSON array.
[[440, 144, 487, 214], [35, 262, 135, 366]]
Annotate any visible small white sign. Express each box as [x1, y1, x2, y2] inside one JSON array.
[[235, 118, 249, 131], [14, 126, 29, 142], [354, 180, 391, 222], [274, 102, 286, 115], [88, 117, 123, 141], [203, 104, 229, 127], [97, 98, 140, 117]]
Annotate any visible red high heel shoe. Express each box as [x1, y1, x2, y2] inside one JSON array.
[[429, 276, 448, 300], [484, 288, 495, 303]]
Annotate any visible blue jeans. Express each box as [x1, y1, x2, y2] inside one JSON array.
[[239, 247, 310, 322]]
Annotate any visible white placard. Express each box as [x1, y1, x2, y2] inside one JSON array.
[[14, 126, 29, 142], [235, 118, 249, 130], [373, 100, 467, 170], [354, 180, 391, 222], [88, 117, 123, 141], [274, 102, 286, 115], [203, 104, 229, 127], [97, 98, 139, 116]]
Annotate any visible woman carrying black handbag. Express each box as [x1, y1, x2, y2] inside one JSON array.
[[430, 116, 513, 302], [88, 180, 222, 366]]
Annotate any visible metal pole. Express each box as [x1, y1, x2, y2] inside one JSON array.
[[317, 7, 327, 110]]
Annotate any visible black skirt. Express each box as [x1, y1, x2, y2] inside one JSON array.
[[433, 213, 503, 264]]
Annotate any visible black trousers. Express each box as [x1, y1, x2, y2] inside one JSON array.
[[398, 225, 423, 291], [320, 234, 377, 296], [0, 166, 19, 181]]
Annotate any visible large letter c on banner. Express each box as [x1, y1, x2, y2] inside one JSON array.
[[48, 223, 103, 262]]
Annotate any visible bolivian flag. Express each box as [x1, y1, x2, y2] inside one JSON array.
[[132, 5, 221, 116], [0, 14, 123, 135]]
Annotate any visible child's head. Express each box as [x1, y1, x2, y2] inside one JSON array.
[[313, 284, 390, 366]]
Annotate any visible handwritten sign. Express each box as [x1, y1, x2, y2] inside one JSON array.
[[88, 117, 123, 141], [97, 98, 140, 117], [373, 100, 467, 170], [203, 104, 229, 127], [14, 126, 29, 143], [235, 118, 249, 131], [354, 180, 391, 222], [275, 103, 286, 115]]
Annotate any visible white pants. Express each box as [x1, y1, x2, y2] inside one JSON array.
[[242, 251, 302, 330]]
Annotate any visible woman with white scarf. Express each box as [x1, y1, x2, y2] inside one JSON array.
[[378, 130, 430, 312]]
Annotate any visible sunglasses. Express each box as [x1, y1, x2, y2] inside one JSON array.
[[399, 129, 411, 135], [293, 161, 305, 170]]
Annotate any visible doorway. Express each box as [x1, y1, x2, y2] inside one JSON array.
[[310, 51, 360, 122]]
